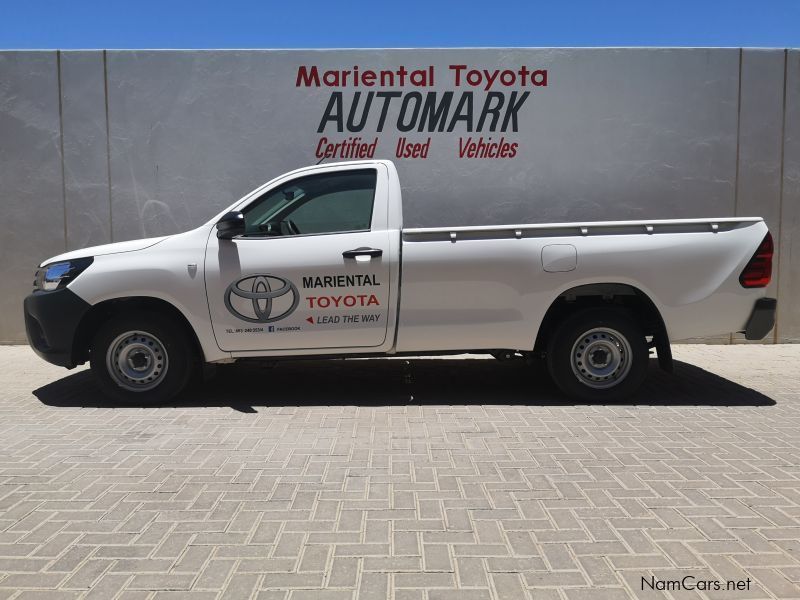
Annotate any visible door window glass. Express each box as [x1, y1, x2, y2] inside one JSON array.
[[242, 169, 376, 237]]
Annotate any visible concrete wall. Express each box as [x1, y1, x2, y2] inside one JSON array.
[[1, 48, 798, 343]]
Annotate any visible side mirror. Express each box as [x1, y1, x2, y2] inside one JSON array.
[[216, 211, 245, 239]]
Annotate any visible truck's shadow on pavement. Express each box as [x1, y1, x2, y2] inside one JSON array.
[[34, 358, 775, 409]]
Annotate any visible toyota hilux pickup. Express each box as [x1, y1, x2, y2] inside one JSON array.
[[24, 159, 777, 402]]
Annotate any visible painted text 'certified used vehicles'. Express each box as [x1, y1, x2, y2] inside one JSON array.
[[25, 160, 777, 402]]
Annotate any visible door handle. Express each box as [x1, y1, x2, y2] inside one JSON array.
[[342, 247, 383, 259]]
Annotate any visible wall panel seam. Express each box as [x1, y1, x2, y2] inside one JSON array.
[[103, 50, 113, 242], [734, 47, 742, 218], [730, 47, 743, 345], [56, 50, 67, 252], [774, 49, 788, 343]]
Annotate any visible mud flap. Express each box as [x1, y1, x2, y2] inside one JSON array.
[[655, 331, 673, 373]]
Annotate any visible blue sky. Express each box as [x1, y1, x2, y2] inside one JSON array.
[[1, 0, 798, 48]]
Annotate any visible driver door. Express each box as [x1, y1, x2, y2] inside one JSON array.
[[204, 165, 393, 353]]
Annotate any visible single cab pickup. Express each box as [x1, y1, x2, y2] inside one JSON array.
[[25, 160, 777, 402]]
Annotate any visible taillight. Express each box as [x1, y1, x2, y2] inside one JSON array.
[[739, 232, 773, 288]]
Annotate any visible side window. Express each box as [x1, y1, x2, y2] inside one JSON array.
[[242, 169, 376, 237]]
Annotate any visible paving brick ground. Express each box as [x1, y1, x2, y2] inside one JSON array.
[[0, 345, 799, 599]]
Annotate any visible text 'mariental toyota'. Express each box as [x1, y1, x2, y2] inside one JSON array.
[[24, 160, 777, 402]]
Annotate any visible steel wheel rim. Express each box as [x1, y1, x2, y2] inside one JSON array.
[[570, 327, 632, 389], [105, 330, 169, 392]]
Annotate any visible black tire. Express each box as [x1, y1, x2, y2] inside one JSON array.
[[546, 307, 649, 402], [90, 311, 197, 404]]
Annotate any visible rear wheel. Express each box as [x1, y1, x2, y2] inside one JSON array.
[[546, 307, 648, 401], [90, 312, 196, 404]]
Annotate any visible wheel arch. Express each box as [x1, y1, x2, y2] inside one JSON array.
[[534, 282, 672, 372], [71, 296, 205, 366]]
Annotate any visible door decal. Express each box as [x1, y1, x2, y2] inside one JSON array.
[[224, 274, 300, 323]]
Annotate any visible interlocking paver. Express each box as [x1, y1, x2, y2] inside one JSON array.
[[1, 345, 800, 598]]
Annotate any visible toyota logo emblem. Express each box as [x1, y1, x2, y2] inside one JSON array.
[[224, 274, 299, 323]]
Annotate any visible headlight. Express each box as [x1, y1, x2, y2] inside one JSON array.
[[34, 257, 93, 291]]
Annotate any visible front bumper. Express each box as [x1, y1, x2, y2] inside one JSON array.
[[744, 297, 777, 341], [24, 288, 91, 368]]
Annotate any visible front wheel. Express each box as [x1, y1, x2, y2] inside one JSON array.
[[90, 311, 196, 404], [546, 308, 649, 401]]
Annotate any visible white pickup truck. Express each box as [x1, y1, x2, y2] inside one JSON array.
[[25, 160, 776, 403]]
